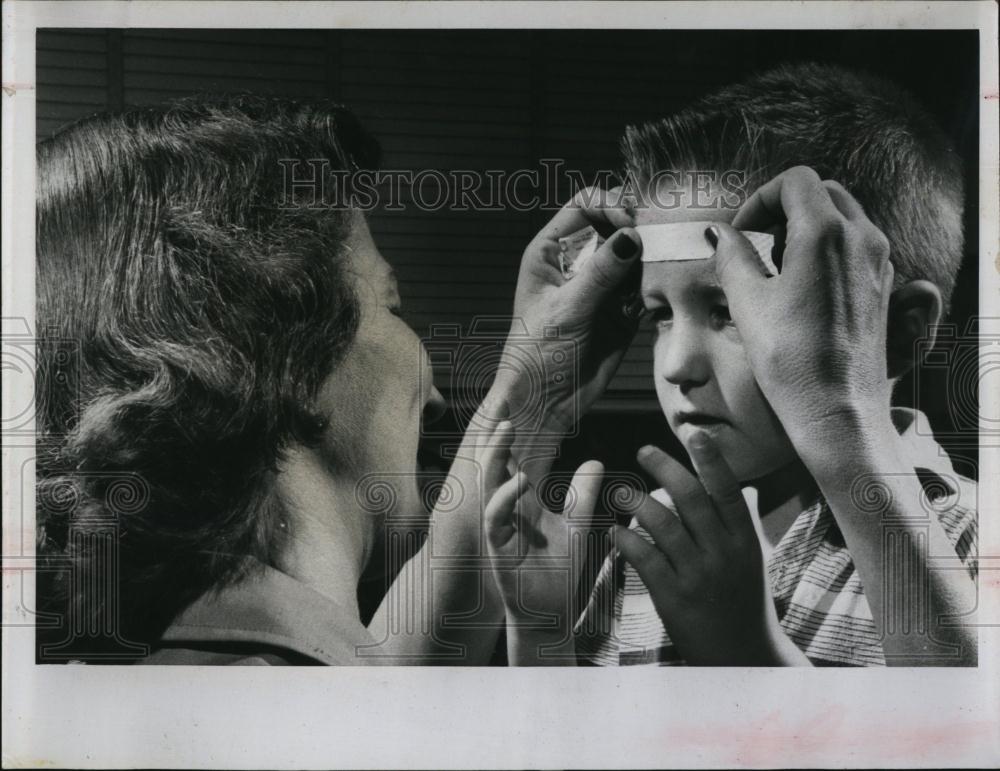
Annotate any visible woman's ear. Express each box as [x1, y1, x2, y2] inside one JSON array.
[[886, 279, 943, 379]]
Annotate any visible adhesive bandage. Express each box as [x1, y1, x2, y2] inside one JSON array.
[[558, 222, 778, 279]]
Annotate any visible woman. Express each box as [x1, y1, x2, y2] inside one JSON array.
[[35, 94, 643, 664]]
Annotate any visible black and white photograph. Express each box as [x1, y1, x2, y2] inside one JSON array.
[[3, 1, 999, 768]]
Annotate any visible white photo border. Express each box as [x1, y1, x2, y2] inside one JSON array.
[[3, 2, 999, 768]]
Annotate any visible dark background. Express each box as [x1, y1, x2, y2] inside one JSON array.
[[37, 29, 981, 652], [37, 29, 980, 450]]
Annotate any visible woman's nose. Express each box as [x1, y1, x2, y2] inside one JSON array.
[[658, 324, 710, 388], [422, 385, 448, 427]]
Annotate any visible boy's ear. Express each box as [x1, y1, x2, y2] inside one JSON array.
[[886, 280, 943, 379]]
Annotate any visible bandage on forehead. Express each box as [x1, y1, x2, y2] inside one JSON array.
[[558, 222, 778, 278]]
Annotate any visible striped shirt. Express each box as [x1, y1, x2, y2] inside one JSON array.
[[574, 409, 978, 667]]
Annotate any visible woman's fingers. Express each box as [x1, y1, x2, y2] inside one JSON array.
[[562, 228, 642, 316], [731, 165, 840, 233], [822, 179, 867, 221], [466, 393, 509, 438], [710, 222, 776, 291], [479, 419, 515, 494], [532, 186, 636, 246], [484, 471, 529, 549], [563, 460, 604, 530]]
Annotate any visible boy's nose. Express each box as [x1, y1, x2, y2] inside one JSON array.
[[657, 324, 711, 389]]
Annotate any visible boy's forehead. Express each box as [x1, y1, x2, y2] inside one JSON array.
[[635, 183, 739, 227]]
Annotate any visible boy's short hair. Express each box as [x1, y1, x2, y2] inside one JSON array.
[[622, 62, 965, 314]]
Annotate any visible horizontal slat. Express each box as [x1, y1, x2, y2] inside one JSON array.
[[339, 68, 530, 94], [382, 252, 525, 270], [36, 29, 107, 53], [357, 133, 532, 160], [125, 29, 327, 48], [125, 54, 324, 82], [339, 83, 528, 108], [37, 66, 113, 87], [374, 152, 535, 171], [340, 31, 530, 57], [121, 81, 328, 105], [349, 99, 528, 125], [341, 49, 531, 75], [35, 84, 108, 105], [403, 298, 513, 315], [399, 283, 516, 301], [36, 49, 108, 70], [123, 71, 325, 92], [370, 216, 533, 237], [122, 33, 326, 63], [394, 266, 520, 284], [362, 117, 531, 140]]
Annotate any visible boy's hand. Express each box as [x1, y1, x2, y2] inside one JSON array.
[[493, 187, 642, 438], [615, 434, 807, 666], [711, 165, 896, 461]]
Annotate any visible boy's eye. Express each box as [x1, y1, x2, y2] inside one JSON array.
[[646, 305, 674, 328]]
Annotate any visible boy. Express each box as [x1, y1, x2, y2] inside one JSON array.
[[485, 62, 978, 666]]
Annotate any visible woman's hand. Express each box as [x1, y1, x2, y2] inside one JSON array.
[[492, 187, 642, 439], [713, 167, 977, 664], [615, 433, 809, 666], [368, 398, 518, 663], [712, 165, 897, 463], [483, 443, 603, 665]]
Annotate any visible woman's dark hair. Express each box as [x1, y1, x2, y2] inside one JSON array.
[[35, 94, 380, 654]]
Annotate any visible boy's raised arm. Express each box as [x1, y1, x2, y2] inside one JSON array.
[[712, 166, 977, 665]]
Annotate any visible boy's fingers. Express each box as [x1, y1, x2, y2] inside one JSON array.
[[684, 432, 753, 537], [630, 493, 698, 571], [637, 445, 724, 547], [614, 525, 676, 593], [563, 228, 642, 309], [484, 472, 529, 548], [731, 165, 841, 233]]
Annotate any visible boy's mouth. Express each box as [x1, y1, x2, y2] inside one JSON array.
[[675, 411, 729, 426]]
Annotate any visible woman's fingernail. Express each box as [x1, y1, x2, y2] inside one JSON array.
[[704, 225, 720, 249], [613, 231, 640, 261]]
